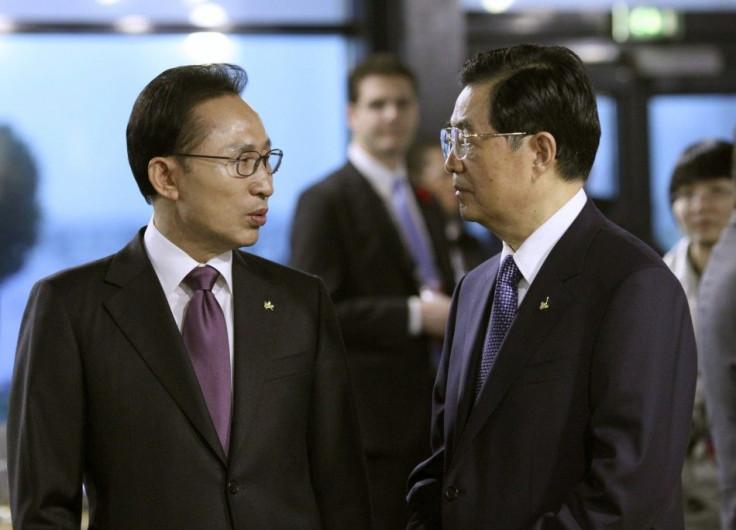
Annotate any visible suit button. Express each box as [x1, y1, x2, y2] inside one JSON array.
[[227, 481, 240, 494], [444, 486, 460, 501]]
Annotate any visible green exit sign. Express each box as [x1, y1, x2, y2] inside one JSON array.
[[612, 3, 684, 42]]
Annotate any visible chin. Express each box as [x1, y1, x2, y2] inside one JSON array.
[[235, 230, 260, 249], [458, 204, 476, 223]]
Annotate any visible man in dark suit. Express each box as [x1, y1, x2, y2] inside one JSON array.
[[289, 54, 455, 529], [406, 44, 697, 529], [7, 64, 372, 529]]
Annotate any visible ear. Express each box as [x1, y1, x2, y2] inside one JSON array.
[[148, 156, 180, 201], [346, 103, 357, 133], [530, 132, 557, 173]]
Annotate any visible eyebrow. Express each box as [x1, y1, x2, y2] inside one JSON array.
[[230, 138, 272, 153], [448, 119, 471, 131]]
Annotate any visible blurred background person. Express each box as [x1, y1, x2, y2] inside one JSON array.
[[698, 136, 736, 530], [0, 125, 40, 287], [289, 54, 456, 529], [408, 138, 500, 282], [0, 124, 40, 507], [664, 138, 734, 529], [665, 139, 734, 320]]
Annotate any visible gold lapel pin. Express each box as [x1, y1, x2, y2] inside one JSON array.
[[264, 301, 275, 311], [539, 296, 550, 311]]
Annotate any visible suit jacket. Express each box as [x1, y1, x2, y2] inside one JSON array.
[[407, 200, 697, 529], [7, 229, 372, 529], [698, 212, 736, 529], [289, 162, 455, 457]]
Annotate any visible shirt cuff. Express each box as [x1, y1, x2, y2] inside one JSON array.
[[408, 295, 422, 336]]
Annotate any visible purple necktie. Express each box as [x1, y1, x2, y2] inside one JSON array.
[[392, 178, 441, 292], [182, 265, 231, 453], [474, 255, 521, 400]]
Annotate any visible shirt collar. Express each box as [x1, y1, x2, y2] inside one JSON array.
[[502, 188, 587, 286], [348, 142, 407, 200], [143, 218, 233, 295]]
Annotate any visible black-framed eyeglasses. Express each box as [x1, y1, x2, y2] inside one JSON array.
[[173, 148, 283, 177], [440, 127, 529, 160]]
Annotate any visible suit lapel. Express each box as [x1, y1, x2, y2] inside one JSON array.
[[228, 252, 278, 460], [449, 201, 604, 467], [342, 165, 419, 290], [451, 280, 572, 462], [103, 230, 226, 464], [445, 258, 498, 445]]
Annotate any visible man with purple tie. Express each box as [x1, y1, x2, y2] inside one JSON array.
[[7, 64, 371, 529]]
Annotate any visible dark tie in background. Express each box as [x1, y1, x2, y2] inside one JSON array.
[[182, 265, 232, 453], [474, 255, 521, 400]]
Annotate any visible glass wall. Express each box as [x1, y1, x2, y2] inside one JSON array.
[[0, 0, 351, 24], [587, 95, 618, 200], [0, 33, 351, 402], [460, 0, 736, 12]]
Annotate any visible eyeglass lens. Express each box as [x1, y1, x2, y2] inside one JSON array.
[[237, 150, 283, 177], [440, 128, 461, 159], [440, 128, 467, 160]]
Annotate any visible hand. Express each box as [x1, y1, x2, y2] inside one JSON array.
[[420, 292, 452, 338]]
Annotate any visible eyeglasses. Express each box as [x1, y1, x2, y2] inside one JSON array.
[[173, 148, 283, 177], [440, 127, 529, 160]]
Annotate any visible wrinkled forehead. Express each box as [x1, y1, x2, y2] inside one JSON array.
[[450, 82, 493, 132], [190, 94, 270, 151]]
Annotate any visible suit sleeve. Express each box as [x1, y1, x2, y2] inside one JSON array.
[[290, 185, 413, 350], [533, 267, 697, 528], [7, 280, 86, 528], [307, 278, 373, 528], [698, 239, 736, 528]]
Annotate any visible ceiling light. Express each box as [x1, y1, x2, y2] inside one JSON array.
[[183, 32, 236, 63], [114, 15, 153, 34], [481, 0, 516, 14], [188, 3, 229, 28]]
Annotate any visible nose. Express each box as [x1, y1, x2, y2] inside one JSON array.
[[444, 149, 464, 174], [690, 194, 707, 211], [249, 167, 274, 198], [383, 103, 401, 121]]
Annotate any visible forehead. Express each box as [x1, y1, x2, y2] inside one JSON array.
[[192, 94, 268, 149], [450, 82, 493, 132], [355, 74, 416, 102]]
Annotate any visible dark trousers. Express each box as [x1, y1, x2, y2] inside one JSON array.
[[365, 453, 419, 530]]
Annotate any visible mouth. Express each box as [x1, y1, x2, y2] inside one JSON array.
[[248, 208, 268, 227], [693, 217, 717, 228], [454, 182, 469, 196]]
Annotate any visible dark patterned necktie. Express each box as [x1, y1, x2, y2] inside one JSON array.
[[182, 265, 232, 453], [474, 255, 521, 400]]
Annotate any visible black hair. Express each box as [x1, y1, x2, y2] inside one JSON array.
[[348, 53, 418, 103], [126, 63, 248, 202], [669, 139, 733, 202], [459, 44, 601, 181]]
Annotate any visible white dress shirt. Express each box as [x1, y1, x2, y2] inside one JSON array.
[[501, 188, 587, 305], [348, 142, 434, 335], [663, 236, 699, 330], [143, 219, 235, 373]]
